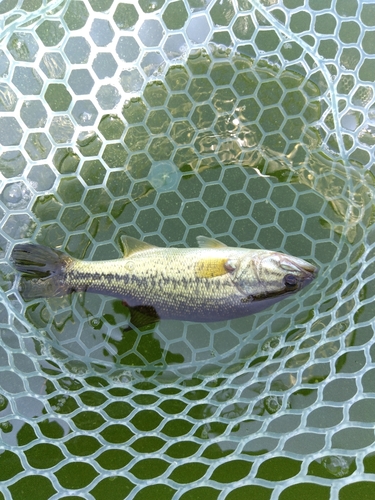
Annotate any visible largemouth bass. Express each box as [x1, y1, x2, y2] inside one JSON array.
[[11, 236, 317, 322]]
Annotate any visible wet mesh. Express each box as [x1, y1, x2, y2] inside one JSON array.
[[0, 0, 375, 498]]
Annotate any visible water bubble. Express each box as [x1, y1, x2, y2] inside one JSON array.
[[262, 337, 280, 351], [119, 372, 132, 383], [321, 455, 351, 478], [147, 161, 181, 192], [0, 394, 8, 411], [112, 371, 133, 384], [1, 182, 31, 209], [80, 112, 93, 123], [264, 395, 283, 414], [0, 421, 13, 433], [213, 44, 231, 57], [90, 318, 103, 329], [2, 183, 22, 204]]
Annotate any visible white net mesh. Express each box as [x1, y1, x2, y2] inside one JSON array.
[[0, 0, 375, 498]]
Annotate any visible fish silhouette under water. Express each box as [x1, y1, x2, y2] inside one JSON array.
[[11, 236, 318, 322]]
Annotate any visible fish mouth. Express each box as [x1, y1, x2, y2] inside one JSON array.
[[303, 261, 318, 275], [280, 256, 319, 287], [297, 261, 319, 280]]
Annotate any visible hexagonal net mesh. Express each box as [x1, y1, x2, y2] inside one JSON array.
[[0, 0, 374, 498]]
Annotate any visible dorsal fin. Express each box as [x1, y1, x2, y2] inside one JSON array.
[[120, 235, 156, 257], [196, 236, 228, 249]]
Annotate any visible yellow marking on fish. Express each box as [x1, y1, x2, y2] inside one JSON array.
[[195, 258, 229, 279]]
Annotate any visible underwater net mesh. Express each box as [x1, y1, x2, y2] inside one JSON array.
[[0, 0, 375, 498]]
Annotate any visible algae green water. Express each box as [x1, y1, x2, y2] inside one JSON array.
[[0, 0, 375, 499]]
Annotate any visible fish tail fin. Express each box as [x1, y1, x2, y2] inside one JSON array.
[[11, 243, 73, 299]]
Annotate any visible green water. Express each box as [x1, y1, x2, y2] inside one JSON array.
[[1, 1, 375, 499]]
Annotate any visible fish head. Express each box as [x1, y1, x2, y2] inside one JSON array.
[[231, 250, 318, 300]]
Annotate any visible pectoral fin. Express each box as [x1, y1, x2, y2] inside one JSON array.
[[120, 301, 160, 331], [130, 305, 160, 330]]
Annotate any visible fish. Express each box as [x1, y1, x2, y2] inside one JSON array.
[[11, 235, 318, 323]]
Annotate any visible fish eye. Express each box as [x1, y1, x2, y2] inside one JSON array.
[[284, 274, 298, 290]]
